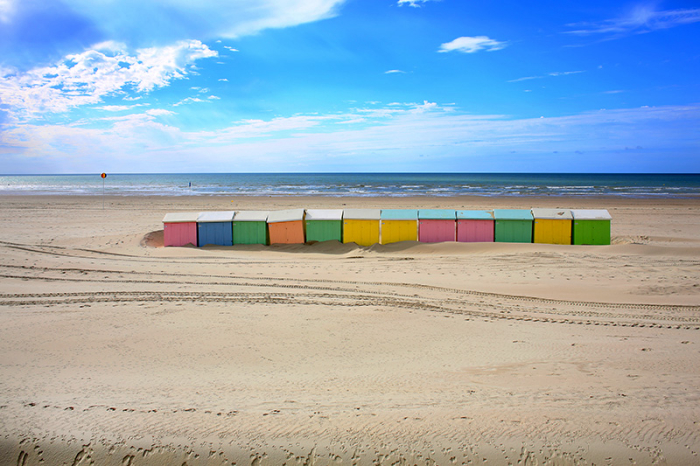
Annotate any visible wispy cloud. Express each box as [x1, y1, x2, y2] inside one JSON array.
[[438, 36, 507, 54], [398, 0, 433, 7], [173, 97, 205, 107], [385, 69, 405, 74], [97, 104, 145, 112], [0, 40, 217, 120], [508, 70, 584, 83], [62, 0, 348, 44], [566, 5, 700, 36], [5, 103, 697, 173]]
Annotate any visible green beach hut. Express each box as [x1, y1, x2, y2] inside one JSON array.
[[232, 211, 269, 245], [305, 209, 343, 243], [571, 209, 612, 245], [493, 209, 534, 243]]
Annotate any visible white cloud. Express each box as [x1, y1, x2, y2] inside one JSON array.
[[173, 97, 205, 106], [98, 105, 144, 112], [224, 46, 239, 52], [146, 109, 176, 116], [218, 78, 229, 82], [566, 6, 700, 36], [438, 36, 507, 54], [385, 69, 405, 74], [509, 70, 584, 83], [208, 95, 221, 100], [548, 70, 584, 77], [398, 0, 432, 7], [0, 40, 217, 119]]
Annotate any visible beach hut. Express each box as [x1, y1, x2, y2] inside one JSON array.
[[532, 208, 573, 245], [571, 209, 612, 245], [305, 209, 343, 243], [380, 209, 418, 244], [162, 212, 199, 247], [196, 211, 234, 247], [418, 209, 456, 243], [267, 209, 306, 244], [493, 209, 533, 243], [343, 209, 380, 247], [232, 211, 269, 245], [456, 210, 494, 242]]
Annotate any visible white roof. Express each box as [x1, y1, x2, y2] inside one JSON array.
[[197, 211, 235, 222], [267, 208, 305, 223], [163, 212, 199, 223], [233, 211, 269, 222], [531, 208, 573, 220], [343, 209, 381, 220], [571, 209, 612, 220], [305, 209, 343, 221]]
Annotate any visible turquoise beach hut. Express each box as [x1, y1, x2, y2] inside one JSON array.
[[418, 209, 456, 243], [493, 209, 533, 243]]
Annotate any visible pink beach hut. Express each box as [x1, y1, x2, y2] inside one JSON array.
[[418, 209, 456, 243], [163, 212, 199, 247], [456, 210, 494, 242]]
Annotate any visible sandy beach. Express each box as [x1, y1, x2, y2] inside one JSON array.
[[0, 194, 699, 465]]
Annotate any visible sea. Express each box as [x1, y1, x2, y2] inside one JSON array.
[[0, 173, 699, 198]]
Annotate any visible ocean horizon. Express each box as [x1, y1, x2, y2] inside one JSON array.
[[1, 173, 699, 198]]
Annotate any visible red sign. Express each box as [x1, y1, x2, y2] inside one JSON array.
[[101, 173, 107, 179]]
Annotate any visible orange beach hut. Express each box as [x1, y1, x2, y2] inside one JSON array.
[[267, 209, 306, 244]]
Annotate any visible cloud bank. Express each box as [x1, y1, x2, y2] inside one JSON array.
[[2, 103, 697, 173]]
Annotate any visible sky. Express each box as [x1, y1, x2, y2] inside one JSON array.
[[0, 0, 698, 174]]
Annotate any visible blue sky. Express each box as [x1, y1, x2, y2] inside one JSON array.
[[0, 0, 698, 173]]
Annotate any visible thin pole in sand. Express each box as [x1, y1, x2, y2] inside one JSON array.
[[101, 173, 107, 209]]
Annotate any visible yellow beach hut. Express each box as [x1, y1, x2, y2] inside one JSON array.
[[380, 209, 418, 244], [531, 208, 573, 245], [343, 209, 380, 247]]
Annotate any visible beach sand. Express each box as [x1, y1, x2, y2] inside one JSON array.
[[0, 195, 699, 465]]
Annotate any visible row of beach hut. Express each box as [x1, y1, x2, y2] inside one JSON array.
[[163, 208, 611, 248]]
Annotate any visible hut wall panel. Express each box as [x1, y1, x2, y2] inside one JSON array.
[[268, 220, 305, 244], [494, 220, 533, 243], [164, 222, 197, 247], [306, 220, 342, 242], [457, 220, 494, 242], [343, 220, 380, 247], [233, 221, 268, 245], [533, 219, 572, 245], [381, 220, 418, 244], [419, 220, 456, 243], [197, 222, 233, 247], [572, 220, 611, 245]]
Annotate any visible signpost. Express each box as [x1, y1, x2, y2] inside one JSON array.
[[101, 173, 107, 209]]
